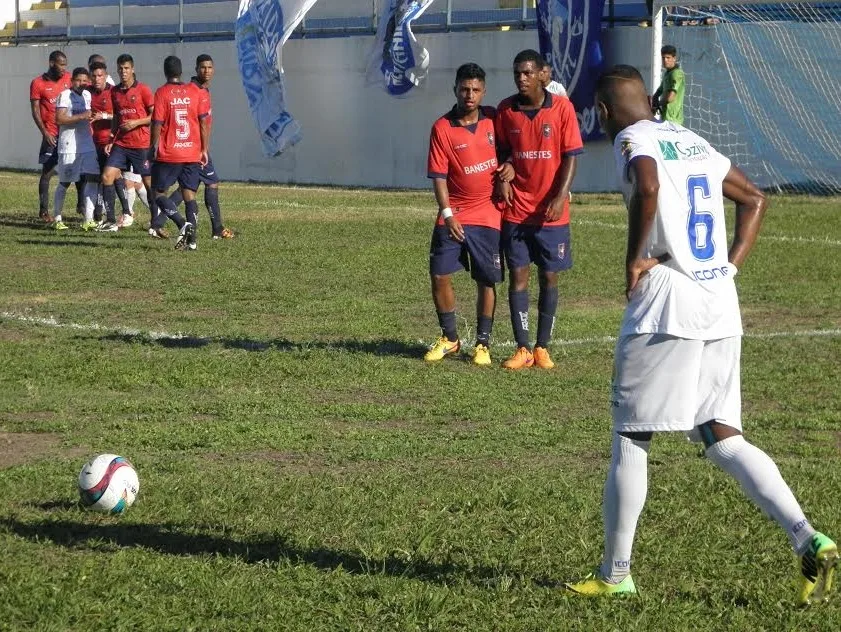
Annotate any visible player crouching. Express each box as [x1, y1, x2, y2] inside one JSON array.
[[424, 63, 503, 366]]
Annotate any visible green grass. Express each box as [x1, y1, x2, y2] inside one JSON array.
[[0, 170, 839, 630]]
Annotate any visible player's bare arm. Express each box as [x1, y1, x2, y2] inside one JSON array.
[[120, 108, 152, 133], [544, 155, 577, 221], [30, 99, 54, 145], [432, 177, 464, 242], [148, 121, 161, 161], [625, 155, 666, 300], [199, 116, 210, 167], [722, 164, 767, 270]]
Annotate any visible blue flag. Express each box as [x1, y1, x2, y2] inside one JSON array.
[[235, 0, 319, 156], [367, 0, 436, 97], [537, 0, 606, 141]]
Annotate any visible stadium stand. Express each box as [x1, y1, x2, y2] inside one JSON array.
[[0, 1, 650, 43]]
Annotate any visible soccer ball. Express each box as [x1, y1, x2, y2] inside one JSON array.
[[78, 454, 140, 514]]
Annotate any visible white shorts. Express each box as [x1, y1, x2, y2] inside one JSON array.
[[57, 151, 99, 183], [611, 334, 742, 438], [122, 169, 142, 184]]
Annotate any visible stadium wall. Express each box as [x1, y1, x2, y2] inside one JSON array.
[[0, 28, 650, 192]]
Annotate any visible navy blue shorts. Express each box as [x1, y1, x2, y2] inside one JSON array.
[[199, 156, 220, 185], [152, 162, 201, 193], [95, 145, 109, 171], [429, 224, 503, 285], [106, 145, 151, 177], [502, 221, 573, 272], [39, 138, 58, 171]]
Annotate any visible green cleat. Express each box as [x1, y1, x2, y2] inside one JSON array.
[[80, 220, 98, 232], [565, 573, 637, 597], [53, 220, 69, 231], [797, 532, 838, 606]]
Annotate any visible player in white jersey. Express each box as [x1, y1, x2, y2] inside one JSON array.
[[566, 65, 837, 605], [53, 67, 101, 231]]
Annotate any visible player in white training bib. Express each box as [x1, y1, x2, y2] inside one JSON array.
[[54, 67, 100, 231], [565, 65, 837, 606]]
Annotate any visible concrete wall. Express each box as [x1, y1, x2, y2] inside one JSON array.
[[0, 27, 651, 191]]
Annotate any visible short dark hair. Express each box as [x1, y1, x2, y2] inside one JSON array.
[[661, 45, 678, 57], [595, 64, 646, 107], [49, 50, 66, 63], [196, 54, 213, 66], [513, 49, 544, 68], [455, 63, 485, 84], [116, 53, 134, 67], [89, 61, 107, 73], [88, 54, 105, 66], [71, 67, 89, 79], [163, 55, 182, 79]]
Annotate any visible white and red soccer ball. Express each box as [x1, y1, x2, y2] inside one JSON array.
[[78, 454, 139, 514]]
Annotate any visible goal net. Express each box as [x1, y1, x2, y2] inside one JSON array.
[[651, 1, 841, 194]]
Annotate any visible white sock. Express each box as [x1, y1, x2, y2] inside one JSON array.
[[600, 433, 650, 582], [706, 435, 815, 553], [83, 182, 97, 223], [125, 186, 137, 214], [53, 183, 68, 221], [136, 185, 149, 210]]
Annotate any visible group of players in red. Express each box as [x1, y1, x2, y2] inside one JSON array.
[[29, 49, 233, 249], [426, 49, 582, 369]]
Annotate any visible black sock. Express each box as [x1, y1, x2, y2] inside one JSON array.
[[102, 184, 117, 223], [205, 187, 223, 235], [509, 289, 530, 348], [436, 311, 458, 342], [154, 194, 185, 229], [185, 200, 199, 236], [75, 180, 85, 213], [169, 188, 184, 208], [536, 286, 559, 348], [38, 173, 50, 214], [115, 179, 130, 214], [476, 316, 493, 347]]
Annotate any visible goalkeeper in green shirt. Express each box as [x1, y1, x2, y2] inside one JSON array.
[[652, 45, 685, 125]]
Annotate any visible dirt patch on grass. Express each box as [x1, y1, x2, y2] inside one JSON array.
[[0, 432, 88, 469]]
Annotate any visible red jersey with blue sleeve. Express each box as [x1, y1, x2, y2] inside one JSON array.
[[427, 106, 500, 230], [89, 85, 114, 147], [152, 81, 210, 163], [495, 92, 584, 226], [110, 80, 154, 149], [30, 72, 71, 137]]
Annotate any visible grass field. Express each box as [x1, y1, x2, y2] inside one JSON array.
[[0, 169, 839, 631]]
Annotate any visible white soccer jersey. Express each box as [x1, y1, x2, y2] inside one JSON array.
[[56, 89, 95, 155], [612, 119, 742, 340]]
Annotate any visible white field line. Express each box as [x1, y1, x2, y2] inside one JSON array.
[[2, 311, 840, 350]]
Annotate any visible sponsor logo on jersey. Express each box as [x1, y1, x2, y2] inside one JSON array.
[[691, 265, 733, 282], [658, 140, 679, 160], [463, 157, 497, 175], [487, 132, 494, 146], [172, 142, 195, 148], [120, 108, 138, 115], [453, 143, 468, 151], [543, 124, 551, 138], [515, 150, 553, 160], [171, 97, 191, 106], [659, 139, 711, 161], [620, 140, 634, 158]]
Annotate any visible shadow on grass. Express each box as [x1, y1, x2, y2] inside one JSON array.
[[17, 238, 123, 249], [0, 516, 509, 587], [99, 332, 426, 358]]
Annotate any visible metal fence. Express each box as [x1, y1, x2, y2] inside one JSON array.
[[0, 1, 647, 44]]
